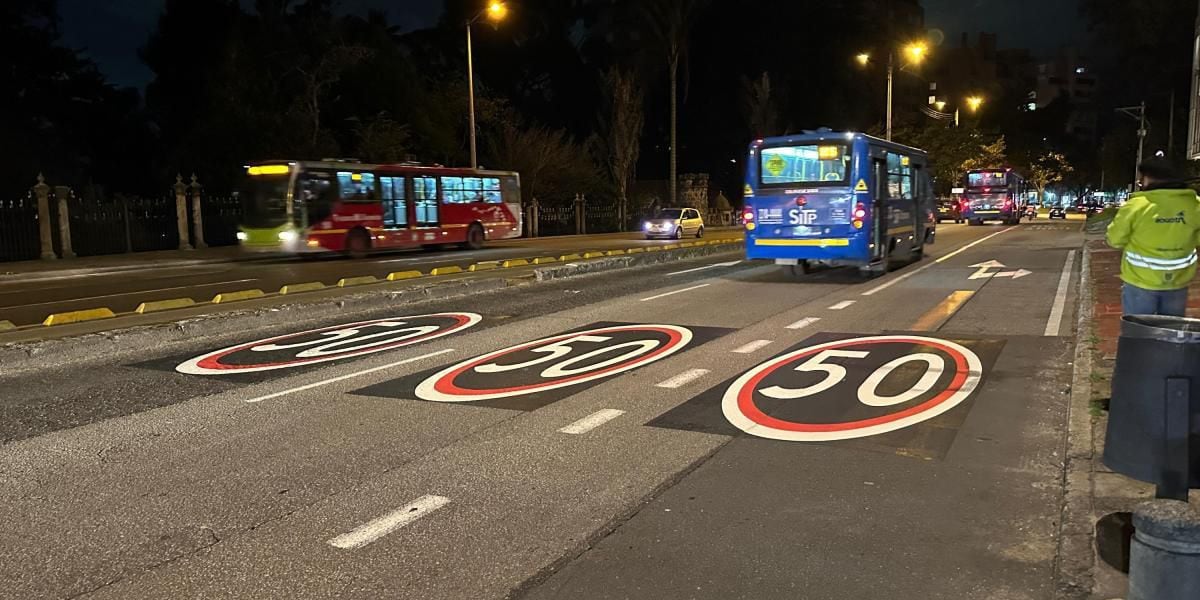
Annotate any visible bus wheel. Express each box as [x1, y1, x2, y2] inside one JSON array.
[[463, 223, 485, 250], [345, 229, 371, 259]]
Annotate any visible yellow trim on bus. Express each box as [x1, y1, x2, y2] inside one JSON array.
[[754, 238, 851, 247], [310, 229, 349, 235]]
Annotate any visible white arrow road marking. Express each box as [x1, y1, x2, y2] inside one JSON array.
[[328, 495, 451, 549], [968, 260, 1031, 280], [993, 269, 1032, 279], [969, 260, 1007, 268]]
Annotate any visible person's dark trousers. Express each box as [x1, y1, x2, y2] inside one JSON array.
[[1122, 283, 1189, 316]]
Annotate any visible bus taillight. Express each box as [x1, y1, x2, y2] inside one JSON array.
[[796, 196, 807, 206], [852, 202, 866, 229], [743, 206, 756, 230]]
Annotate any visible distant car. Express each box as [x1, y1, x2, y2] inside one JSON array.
[[936, 200, 963, 224], [1049, 207, 1067, 219], [644, 208, 705, 239]]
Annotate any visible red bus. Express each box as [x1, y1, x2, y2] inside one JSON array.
[[237, 160, 522, 255]]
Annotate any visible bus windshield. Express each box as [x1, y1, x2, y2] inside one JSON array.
[[760, 144, 850, 186], [238, 176, 291, 228], [967, 171, 1008, 188]]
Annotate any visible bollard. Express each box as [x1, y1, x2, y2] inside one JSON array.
[[1129, 500, 1200, 600]]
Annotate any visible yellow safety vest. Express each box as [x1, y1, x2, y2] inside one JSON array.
[[1106, 188, 1200, 290]]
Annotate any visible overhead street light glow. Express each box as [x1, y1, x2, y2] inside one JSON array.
[[486, 1, 508, 21]]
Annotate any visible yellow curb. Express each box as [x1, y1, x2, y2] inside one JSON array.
[[211, 289, 266, 304], [43, 308, 116, 326], [337, 276, 378, 288], [278, 282, 325, 295], [582, 251, 605, 259], [644, 246, 662, 252], [469, 262, 499, 272], [135, 298, 197, 314], [605, 249, 627, 256], [0, 320, 16, 331], [678, 242, 695, 248], [662, 244, 679, 250], [501, 259, 530, 268], [430, 266, 464, 276], [558, 253, 582, 261], [532, 256, 558, 264], [626, 248, 645, 254], [387, 270, 423, 281]]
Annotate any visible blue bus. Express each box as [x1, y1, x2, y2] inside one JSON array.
[[962, 168, 1026, 225], [742, 130, 936, 276]]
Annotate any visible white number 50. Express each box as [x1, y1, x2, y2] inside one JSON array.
[[759, 349, 946, 407]]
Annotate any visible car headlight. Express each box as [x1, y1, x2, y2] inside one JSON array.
[[278, 231, 298, 242], [236, 231, 248, 241]]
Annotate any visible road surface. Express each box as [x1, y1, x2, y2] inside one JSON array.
[[0, 219, 1084, 599]]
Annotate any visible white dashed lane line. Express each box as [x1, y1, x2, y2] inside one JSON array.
[[327, 495, 451, 550], [639, 284, 711, 302], [559, 409, 626, 434], [828, 300, 856, 310], [732, 340, 774, 354], [786, 317, 821, 330], [655, 369, 711, 389], [243, 349, 456, 404]]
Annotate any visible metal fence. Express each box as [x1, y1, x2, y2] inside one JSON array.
[[201, 194, 243, 247], [0, 192, 42, 262]]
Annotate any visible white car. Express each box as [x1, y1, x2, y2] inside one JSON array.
[[644, 208, 705, 239]]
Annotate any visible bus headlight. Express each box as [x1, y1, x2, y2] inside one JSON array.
[[278, 231, 298, 242], [236, 231, 248, 241]]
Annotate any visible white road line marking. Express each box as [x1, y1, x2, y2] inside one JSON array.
[[828, 300, 856, 310], [559, 409, 626, 434], [667, 261, 742, 276], [655, 368, 711, 388], [0, 279, 257, 307], [243, 349, 455, 404], [861, 227, 1015, 296], [639, 284, 710, 302], [328, 495, 451, 549], [1044, 249, 1077, 337], [786, 317, 821, 330], [732, 339, 774, 354]]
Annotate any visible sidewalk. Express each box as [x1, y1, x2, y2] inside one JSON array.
[[1076, 238, 1200, 600], [0, 245, 275, 283]]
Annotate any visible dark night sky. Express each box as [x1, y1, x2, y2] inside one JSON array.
[[63, 0, 1086, 89]]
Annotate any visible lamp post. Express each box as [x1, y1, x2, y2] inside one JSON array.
[[859, 41, 928, 141], [467, 1, 507, 169]]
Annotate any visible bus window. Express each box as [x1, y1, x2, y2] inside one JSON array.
[[500, 176, 520, 204], [442, 176, 500, 203], [337, 171, 376, 202], [759, 144, 850, 186], [238, 175, 291, 229], [483, 177, 502, 203], [887, 153, 913, 200], [297, 175, 336, 228], [381, 176, 408, 228], [415, 176, 438, 225]]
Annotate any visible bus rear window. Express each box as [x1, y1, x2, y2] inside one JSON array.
[[760, 145, 850, 186], [967, 171, 1007, 187]]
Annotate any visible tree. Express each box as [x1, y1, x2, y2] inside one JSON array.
[[641, 0, 704, 206], [960, 136, 1009, 173], [597, 68, 645, 229], [351, 113, 411, 162], [741, 72, 781, 138], [487, 118, 603, 205], [1028, 151, 1074, 202]]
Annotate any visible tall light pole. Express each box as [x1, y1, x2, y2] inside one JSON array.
[[1117, 102, 1148, 191], [861, 42, 928, 141], [466, 1, 507, 169]]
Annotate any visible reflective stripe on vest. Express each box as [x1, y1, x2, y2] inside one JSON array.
[[1124, 249, 1198, 271]]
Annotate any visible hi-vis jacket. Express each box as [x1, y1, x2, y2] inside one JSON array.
[[1106, 188, 1200, 290]]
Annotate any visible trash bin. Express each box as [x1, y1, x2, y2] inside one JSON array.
[[1103, 315, 1200, 491]]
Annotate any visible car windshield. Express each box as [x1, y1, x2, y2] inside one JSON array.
[[655, 209, 684, 219]]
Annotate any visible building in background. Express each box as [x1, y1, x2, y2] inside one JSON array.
[[1033, 47, 1099, 142], [931, 33, 1036, 120]]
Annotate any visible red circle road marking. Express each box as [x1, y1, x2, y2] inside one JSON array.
[[721, 335, 983, 442]]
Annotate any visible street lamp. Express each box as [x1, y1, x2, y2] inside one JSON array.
[[966, 96, 984, 113], [466, 1, 507, 169], [860, 41, 930, 140]]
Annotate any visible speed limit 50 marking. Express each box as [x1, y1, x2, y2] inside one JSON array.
[[414, 324, 694, 402], [176, 313, 481, 375], [722, 335, 983, 442]]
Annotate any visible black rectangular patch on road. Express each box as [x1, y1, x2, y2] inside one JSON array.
[[647, 332, 1005, 460], [352, 321, 732, 412]]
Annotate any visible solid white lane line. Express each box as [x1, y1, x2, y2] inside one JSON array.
[[559, 409, 626, 434], [1044, 249, 1078, 337], [732, 339, 774, 354], [786, 317, 821, 330], [861, 227, 1015, 296], [828, 300, 856, 310], [1, 279, 258, 308], [655, 368, 711, 389], [328, 495, 451, 549], [639, 284, 710, 302], [667, 261, 742, 276], [243, 349, 455, 404]]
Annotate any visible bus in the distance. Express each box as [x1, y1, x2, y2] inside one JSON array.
[[237, 160, 522, 256], [961, 168, 1026, 226], [742, 130, 936, 277]]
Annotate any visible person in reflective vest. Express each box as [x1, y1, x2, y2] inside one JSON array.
[[1106, 158, 1200, 316]]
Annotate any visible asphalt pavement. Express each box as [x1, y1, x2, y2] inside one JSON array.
[[0, 219, 1085, 599], [0, 229, 741, 327]]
